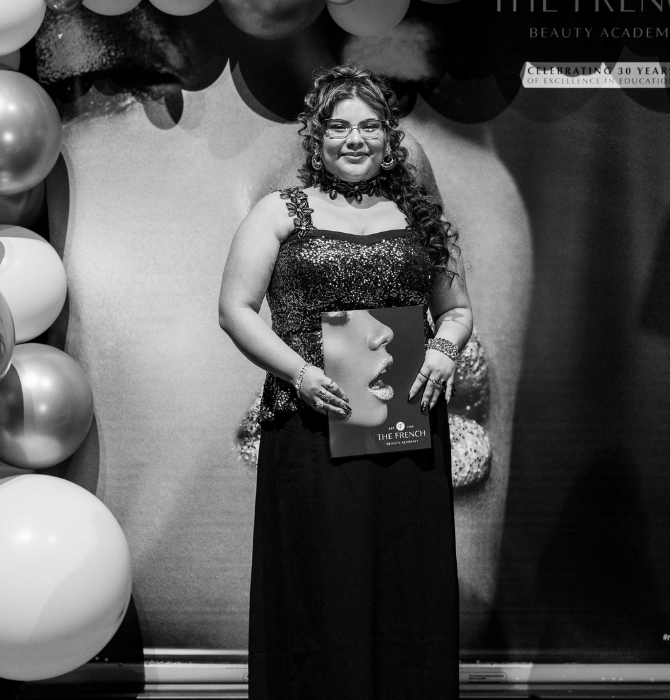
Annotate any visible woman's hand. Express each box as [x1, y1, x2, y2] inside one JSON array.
[[408, 349, 457, 412], [299, 365, 351, 418]]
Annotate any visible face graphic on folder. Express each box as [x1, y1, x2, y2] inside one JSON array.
[[322, 310, 394, 428]]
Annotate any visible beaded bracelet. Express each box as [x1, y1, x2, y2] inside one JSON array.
[[425, 337, 460, 361], [294, 363, 310, 396]]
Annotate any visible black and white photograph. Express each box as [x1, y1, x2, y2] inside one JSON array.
[[0, 1, 669, 698]]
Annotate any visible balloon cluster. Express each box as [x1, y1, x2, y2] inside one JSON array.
[[0, 0, 219, 51], [0, 75, 82, 467], [0, 0, 415, 55], [80, 0, 215, 17], [222, 0, 413, 39], [0, 22, 132, 683]]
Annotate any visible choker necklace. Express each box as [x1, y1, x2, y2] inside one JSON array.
[[318, 171, 386, 204]]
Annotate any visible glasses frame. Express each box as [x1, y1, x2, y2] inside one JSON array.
[[324, 119, 385, 140]]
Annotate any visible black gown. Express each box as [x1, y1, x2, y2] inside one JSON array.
[[249, 188, 459, 700]]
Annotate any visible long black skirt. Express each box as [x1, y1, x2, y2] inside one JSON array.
[[248, 400, 459, 700]]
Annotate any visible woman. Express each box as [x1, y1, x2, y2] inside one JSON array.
[[219, 63, 473, 700]]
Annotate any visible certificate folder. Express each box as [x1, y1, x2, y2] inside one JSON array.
[[322, 305, 432, 459]]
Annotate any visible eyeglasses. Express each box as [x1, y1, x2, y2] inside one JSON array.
[[324, 119, 384, 140]]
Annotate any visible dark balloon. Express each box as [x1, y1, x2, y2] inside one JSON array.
[[327, 0, 410, 36], [149, 0, 214, 15], [82, 0, 141, 15], [221, 0, 325, 39], [0, 181, 45, 227], [45, 0, 84, 13], [0, 50, 20, 71]]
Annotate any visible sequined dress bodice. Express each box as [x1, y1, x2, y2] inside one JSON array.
[[259, 187, 434, 422]]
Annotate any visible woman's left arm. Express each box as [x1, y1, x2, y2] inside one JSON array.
[[409, 250, 473, 411]]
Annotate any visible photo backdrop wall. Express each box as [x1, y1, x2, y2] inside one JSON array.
[[19, 0, 670, 665]]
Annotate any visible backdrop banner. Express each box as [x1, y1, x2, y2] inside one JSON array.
[[27, 0, 670, 670]]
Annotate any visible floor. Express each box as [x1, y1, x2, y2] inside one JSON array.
[[8, 683, 670, 699]]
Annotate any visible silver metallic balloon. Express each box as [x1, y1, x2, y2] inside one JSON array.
[[0, 344, 94, 469], [0, 72, 62, 195], [0, 289, 15, 381], [45, 0, 85, 13]]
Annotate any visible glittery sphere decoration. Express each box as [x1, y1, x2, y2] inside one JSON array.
[[449, 413, 492, 490], [237, 393, 262, 466], [451, 328, 490, 423]]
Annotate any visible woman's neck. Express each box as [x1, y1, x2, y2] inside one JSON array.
[[318, 170, 387, 204]]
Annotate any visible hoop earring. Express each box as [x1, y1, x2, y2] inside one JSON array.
[[381, 152, 395, 170], [312, 153, 323, 170]]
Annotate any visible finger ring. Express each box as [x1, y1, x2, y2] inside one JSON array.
[[419, 371, 430, 379], [317, 389, 328, 400], [326, 380, 335, 391], [315, 399, 324, 410]]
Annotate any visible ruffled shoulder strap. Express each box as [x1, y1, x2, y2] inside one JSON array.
[[278, 187, 316, 238]]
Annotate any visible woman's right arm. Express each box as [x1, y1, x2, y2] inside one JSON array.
[[218, 192, 306, 386], [218, 192, 349, 415]]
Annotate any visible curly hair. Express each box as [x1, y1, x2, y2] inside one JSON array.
[[297, 63, 459, 279]]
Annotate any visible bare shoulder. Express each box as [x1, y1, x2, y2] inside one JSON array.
[[250, 189, 293, 219], [240, 189, 295, 242]]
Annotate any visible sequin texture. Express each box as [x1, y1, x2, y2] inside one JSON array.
[[260, 187, 433, 422]]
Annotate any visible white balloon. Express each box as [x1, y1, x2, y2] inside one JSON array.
[[0, 0, 45, 55], [82, 0, 142, 16], [0, 227, 67, 343], [327, 0, 410, 37], [0, 475, 132, 681], [0, 224, 45, 241], [0, 50, 20, 71], [148, 0, 215, 15]]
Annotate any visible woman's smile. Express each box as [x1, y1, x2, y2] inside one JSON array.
[[322, 98, 386, 182]]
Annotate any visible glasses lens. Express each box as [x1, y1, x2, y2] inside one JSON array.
[[359, 120, 382, 139], [325, 120, 350, 138]]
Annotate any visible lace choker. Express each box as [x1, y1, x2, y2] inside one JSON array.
[[318, 172, 386, 204]]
